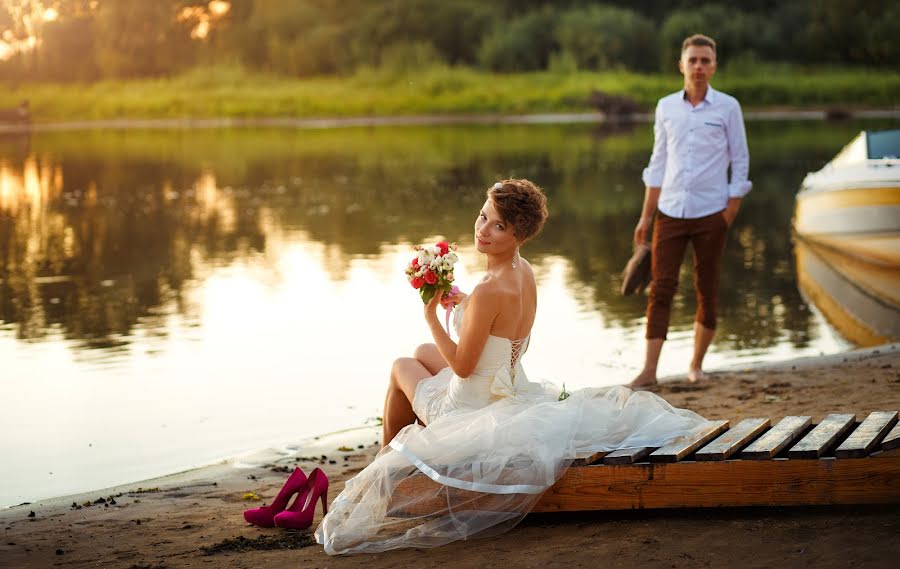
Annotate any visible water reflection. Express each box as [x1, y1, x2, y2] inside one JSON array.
[[795, 238, 900, 346], [3, 121, 890, 353], [2, 120, 898, 506]]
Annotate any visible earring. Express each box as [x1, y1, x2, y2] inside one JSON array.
[[512, 247, 520, 268]]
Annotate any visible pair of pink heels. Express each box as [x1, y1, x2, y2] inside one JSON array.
[[243, 467, 328, 530]]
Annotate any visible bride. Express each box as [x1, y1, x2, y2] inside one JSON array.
[[315, 179, 710, 554]]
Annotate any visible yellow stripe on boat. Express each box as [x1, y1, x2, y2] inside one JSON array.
[[796, 187, 900, 214]]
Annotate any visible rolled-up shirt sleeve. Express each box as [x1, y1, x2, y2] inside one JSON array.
[[641, 101, 667, 188], [726, 101, 752, 198]]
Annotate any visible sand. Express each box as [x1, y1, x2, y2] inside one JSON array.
[[2, 344, 898, 569]]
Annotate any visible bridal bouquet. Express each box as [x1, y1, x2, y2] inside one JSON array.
[[406, 241, 459, 304]]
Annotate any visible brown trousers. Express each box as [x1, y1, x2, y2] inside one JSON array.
[[646, 211, 729, 340]]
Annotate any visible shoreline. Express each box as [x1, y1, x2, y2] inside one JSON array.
[[2, 342, 895, 510], [1, 108, 899, 134], [0, 423, 383, 512], [2, 343, 898, 567]]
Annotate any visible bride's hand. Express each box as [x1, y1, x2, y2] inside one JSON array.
[[424, 289, 444, 318], [440, 289, 467, 309]]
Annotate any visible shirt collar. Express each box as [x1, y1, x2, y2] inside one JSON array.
[[682, 85, 716, 105]]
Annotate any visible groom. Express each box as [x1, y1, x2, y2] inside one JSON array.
[[629, 34, 751, 388]]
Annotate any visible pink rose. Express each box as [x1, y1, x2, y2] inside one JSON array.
[[436, 241, 450, 256], [411, 258, 419, 268], [411, 277, 425, 289], [424, 270, 437, 285]]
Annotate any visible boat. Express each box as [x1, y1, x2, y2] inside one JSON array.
[[794, 129, 900, 266], [793, 129, 900, 346]]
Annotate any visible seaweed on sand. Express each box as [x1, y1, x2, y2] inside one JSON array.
[[200, 532, 316, 555]]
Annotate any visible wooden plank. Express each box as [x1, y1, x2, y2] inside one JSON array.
[[531, 456, 900, 512], [788, 414, 856, 459], [872, 447, 900, 458], [696, 418, 770, 461], [390, 456, 900, 514], [571, 450, 608, 467], [835, 411, 898, 458], [741, 416, 812, 460], [603, 447, 651, 465], [649, 420, 729, 463], [882, 423, 900, 451]]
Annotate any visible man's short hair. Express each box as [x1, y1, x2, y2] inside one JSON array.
[[681, 34, 716, 54]]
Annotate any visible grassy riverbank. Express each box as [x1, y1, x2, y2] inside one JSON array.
[[3, 65, 899, 122]]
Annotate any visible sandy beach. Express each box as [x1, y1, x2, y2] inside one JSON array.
[[2, 344, 899, 569]]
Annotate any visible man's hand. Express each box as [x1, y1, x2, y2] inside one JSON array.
[[722, 197, 741, 227], [635, 187, 660, 246], [634, 216, 653, 247]]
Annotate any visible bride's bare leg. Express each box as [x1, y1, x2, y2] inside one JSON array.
[[413, 343, 447, 375], [382, 357, 432, 447]]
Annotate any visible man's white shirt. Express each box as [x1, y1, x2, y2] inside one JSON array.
[[642, 86, 752, 219]]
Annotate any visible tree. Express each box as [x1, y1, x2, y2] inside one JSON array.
[[477, 7, 557, 72], [349, 0, 499, 68], [554, 5, 656, 71], [659, 5, 776, 71], [93, 0, 195, 78]]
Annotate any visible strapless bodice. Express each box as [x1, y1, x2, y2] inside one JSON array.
[[444, 334, 530, 411]]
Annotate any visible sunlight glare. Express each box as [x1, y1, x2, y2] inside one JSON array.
[[192, 20, 210, 40], [209, 1, 230, 17], [42, 8, 58, 22]]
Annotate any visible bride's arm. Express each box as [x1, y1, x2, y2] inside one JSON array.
[[425, 285, 498, 378]]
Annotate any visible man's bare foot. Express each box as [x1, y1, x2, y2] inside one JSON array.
[[687, 367, 708, 383], [628, 370, 658, 389]]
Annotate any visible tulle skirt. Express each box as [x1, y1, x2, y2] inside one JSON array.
[[315, 383, 709, 555]]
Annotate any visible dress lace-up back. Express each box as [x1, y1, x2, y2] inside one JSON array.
[[508, 336, 529, 380]]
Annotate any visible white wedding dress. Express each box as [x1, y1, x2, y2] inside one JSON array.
[[315, 305, 710, 555]]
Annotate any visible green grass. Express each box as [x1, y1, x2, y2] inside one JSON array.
[[2, 64, 898, 122]]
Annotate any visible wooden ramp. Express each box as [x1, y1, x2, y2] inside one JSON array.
[[393, 411, 900, 514]]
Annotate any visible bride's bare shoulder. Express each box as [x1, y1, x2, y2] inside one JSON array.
[[470, 277, 502, 300], [471, 275, 520, 304]]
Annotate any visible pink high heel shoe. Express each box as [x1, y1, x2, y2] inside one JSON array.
[[273, 467, 329, 530], [243, 467, 307, 527]]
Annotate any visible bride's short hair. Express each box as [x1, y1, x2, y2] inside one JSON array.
[[487, 179, 548, 242]]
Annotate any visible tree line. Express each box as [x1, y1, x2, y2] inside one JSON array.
[[1, 0, 897, 83]]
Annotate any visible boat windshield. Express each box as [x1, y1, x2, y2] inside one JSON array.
[[830, 132, 867, 167], [867, 129, 900, 159]]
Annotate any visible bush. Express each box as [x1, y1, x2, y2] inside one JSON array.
[[378, 42, 447, 74], [350, 0, 500, 67], [659, 6, 777, 71], [554, 5, 657, 72], [477, 8, 557, 72], [805, 0, 900, 65], [548, 51, 579, 75]]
